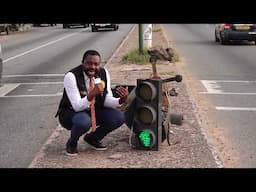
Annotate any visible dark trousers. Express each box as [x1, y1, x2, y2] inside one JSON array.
[[69, 107, 125, 146]]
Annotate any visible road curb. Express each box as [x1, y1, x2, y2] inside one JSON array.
[[28, 124, 64, 168], [105, 24, 136, 67]]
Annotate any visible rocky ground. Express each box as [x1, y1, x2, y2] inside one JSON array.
[[28, 24, 223, 168]]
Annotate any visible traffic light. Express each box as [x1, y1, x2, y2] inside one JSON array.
[[132, 78, 162, 150]]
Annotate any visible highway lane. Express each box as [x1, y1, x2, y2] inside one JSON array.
[[164, 24, 256, 167]]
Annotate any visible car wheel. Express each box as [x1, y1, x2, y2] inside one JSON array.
[[220, 33, 228, 45], [215, 30, 219, 42], [5, 26, 9, 35], [91, 27, 96, 32], [114, 25, 118, 31]]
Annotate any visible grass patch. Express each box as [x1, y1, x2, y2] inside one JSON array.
[[171, 48, 180, 62], [121, 47, 180, 64], [152, 28, 162, 32], [121, 49, 150, 65], [158, 71, 175, 76]]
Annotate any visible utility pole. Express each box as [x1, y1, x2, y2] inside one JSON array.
[[143, 24, 152, 49], [139, 24, 143, 54]]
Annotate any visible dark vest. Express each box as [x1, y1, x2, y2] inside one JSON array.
[[55, 65, 108, 117]]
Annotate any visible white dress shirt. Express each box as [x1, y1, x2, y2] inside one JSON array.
[[64, 68, 120, 112]]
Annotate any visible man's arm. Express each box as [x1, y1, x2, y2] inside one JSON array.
[[64, 72, 90, 112], [103, 68, 128, 108]]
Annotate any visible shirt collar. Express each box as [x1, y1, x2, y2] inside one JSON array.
[[83, 71, 90, 81]]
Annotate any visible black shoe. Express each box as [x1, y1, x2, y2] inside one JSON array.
[[84, 135, 107, 151], [66, 139, 78, 156]]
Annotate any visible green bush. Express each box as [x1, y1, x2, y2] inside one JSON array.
[[121, 49, 150, 65], [152, 28, 162, 32]]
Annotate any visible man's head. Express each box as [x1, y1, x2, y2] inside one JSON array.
[[82, 50, 101, 77]]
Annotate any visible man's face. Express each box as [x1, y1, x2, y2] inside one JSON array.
[[82, 55, 101, 77]]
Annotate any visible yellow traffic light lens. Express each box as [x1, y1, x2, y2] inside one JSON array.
[[138, 82, 156, 101], [137, 106, 156, 124]]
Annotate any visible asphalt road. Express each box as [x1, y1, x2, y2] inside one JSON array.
[[163, 24, 256, 167], [0, 24, 134, 167]]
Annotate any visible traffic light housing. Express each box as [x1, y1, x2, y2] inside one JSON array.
[[132, 78, 162, 150]]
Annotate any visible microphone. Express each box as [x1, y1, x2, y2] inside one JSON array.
[[94, 77, 105, 97]]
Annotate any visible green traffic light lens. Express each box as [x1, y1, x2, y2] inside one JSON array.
[[138, 130, 152, 147], [138, 129, 156, 148]]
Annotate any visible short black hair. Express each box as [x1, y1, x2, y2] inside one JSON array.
[[82, 50, 101, 63]]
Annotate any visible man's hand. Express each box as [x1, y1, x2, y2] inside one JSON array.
[[116, 86, 129, 104], [87, 83, 103, 101]]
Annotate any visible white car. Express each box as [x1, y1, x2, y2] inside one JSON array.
[[91, 23, 119, 32], [63, 24, 89, 29]]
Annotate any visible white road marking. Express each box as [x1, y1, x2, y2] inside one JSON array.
[[201, 80, 256, 111], [0, 93, 62, 98], [200, 80, 256, 95], [216, 106, 256, 111], [3, 74, 64, 78], [3, 31, 83, 63], [201, 80, 222, 93], [1, 73, 64, 97], [18, 82, 63, 85], [200, 92, 256, 95], [0, 83, 20, 97], [0, 81, 63, 97], [202, 80, 256, 83]]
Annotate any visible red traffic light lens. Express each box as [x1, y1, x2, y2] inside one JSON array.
[[137, 82, 156, 101]]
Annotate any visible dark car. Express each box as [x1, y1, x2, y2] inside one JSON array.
[[215, 23, 256, 45], [63, 24, 89, 29], [0, 24, 19, 35], [91, 23, 119, 32]]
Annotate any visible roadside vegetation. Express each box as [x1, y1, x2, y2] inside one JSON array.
[[121, 49, 150, 64], [121, 25, 180, 65], [121, 47, 179, 65]]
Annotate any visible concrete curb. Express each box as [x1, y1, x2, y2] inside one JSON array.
[[105, 24, 136, 67], [28, 125, 64, 168]]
